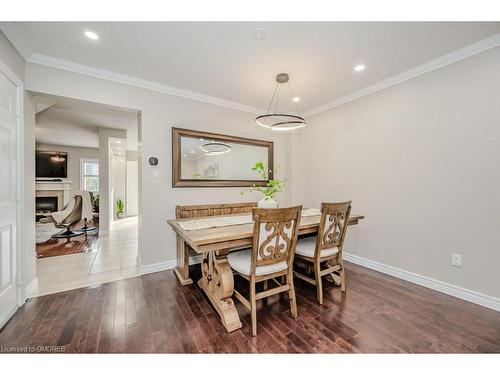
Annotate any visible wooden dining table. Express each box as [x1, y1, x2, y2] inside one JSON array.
[[167, 211, 364, 332]]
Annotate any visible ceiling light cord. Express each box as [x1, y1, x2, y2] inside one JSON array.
[[274, 84, 282, 114], [266, 83, 279, 114]]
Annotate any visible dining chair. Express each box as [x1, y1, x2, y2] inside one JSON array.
[[293, 201, 351, 305], [227, 206, 302, 336]]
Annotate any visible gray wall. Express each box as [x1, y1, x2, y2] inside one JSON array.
[[291, 47, 500, 299]]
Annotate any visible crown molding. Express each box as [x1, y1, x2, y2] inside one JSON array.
[[304, 33, 500, 118], [3, 22, 500, 118], [27, 53, 264, 115]]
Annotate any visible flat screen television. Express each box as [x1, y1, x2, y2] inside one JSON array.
[[36, 150, 68, 179]]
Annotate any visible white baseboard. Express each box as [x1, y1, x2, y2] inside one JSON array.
[[141, 260, 177, 275], [140, 255, 203, 276], [25, 277, 39, 298], [343, 253, 500, 312]]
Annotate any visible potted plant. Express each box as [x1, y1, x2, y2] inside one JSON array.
[[92, 194, 99, 213], [240, 162, 284, 208], [116, 198, 125, 219]]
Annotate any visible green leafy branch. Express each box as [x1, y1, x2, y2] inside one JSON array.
[[240, 162, 285, 200]]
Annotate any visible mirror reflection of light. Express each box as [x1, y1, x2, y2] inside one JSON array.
[[50, 153, 65, 162], [200, 141, 232, 155]]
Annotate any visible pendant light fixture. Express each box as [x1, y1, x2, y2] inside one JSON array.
[[50, 152, 65, 162], [200, 141, 232, 155], [255, 73, 306, 131]]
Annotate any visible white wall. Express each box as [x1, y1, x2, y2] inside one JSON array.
[[0, 31, 37, 298], [26, 63, 292, 268], [98, 128, 126, 234], [35, 143, 99, 198], [111, 153, 126, 219], [126, 151, 139, 216], [291, 47, 500, 299]]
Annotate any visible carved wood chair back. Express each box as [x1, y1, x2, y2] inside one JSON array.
[[315, 201, 352, 260], [251, 206, 302, 272]]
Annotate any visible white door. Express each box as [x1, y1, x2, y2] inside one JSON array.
[[126, 161, 138, 216], [0, 70, 19, 328]]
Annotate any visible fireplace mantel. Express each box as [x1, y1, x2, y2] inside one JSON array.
[[35, 179, 73, 207]]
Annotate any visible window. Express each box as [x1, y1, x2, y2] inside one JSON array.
[[81, 158, 99, 193]]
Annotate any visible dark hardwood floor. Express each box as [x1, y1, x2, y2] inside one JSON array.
[[1, 262, 499, 353]]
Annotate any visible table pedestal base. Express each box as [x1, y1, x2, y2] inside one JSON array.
[[198, 251, 242, 332]]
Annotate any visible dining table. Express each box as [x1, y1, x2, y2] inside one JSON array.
[[167, 209, 364, 332]]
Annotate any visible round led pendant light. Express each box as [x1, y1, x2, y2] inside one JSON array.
[[255, 73, 306, 131], [50, 152, 65, 162], [200, 141, 232, 155]]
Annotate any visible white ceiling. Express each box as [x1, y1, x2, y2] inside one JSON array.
[[34, 94, 138, 150], [5, 22, 500, 114]]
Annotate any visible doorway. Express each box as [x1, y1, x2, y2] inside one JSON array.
[[30, 93, 141, 296]]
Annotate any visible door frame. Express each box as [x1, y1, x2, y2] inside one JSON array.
[[0, 57, 25, 312]]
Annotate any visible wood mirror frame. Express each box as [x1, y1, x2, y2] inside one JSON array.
[[172, 127, 274, 188]]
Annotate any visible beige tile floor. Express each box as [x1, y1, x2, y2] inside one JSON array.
[[33, 216, 141, 297]]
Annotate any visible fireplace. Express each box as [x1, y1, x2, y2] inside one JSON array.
[[36, 196, 58, 222]]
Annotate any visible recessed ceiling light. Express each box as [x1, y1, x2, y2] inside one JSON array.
[[251, 28, 268, 41], [84, 31, 99, 40], [189, 150, 194, 154], [183, 154, 187, 158], [354, 64, 366, 72], [292, 97, 300, 103]]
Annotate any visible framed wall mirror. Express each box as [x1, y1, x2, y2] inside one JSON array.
[[172, 127, 274, 187]]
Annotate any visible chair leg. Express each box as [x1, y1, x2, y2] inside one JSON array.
[[340, 262, 346, 293], [262, 279, 269, 306], [250, 278, 257, 336], [314, 260, 323, 305], [306, 264, 313, 275], [287, 271, 298, 319]]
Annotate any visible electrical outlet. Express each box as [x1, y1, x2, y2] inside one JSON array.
[[451, 253, 462, 267]]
